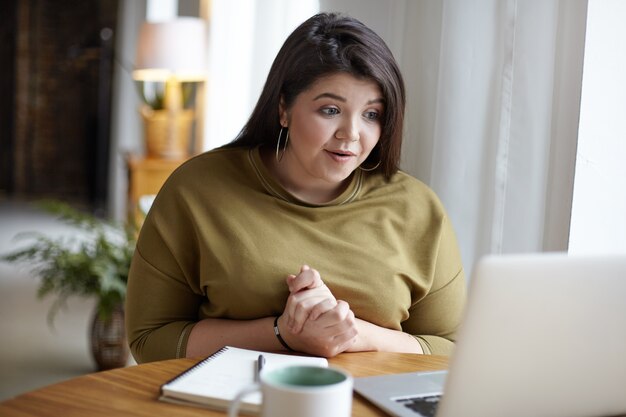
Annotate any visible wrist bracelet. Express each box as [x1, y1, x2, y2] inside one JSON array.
[[273, 316, 294, 351]]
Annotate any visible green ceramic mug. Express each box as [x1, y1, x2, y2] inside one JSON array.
[[228, 365, 353, 417]]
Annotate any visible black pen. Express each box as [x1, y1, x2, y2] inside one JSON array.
[[255, 354, 266, 382]]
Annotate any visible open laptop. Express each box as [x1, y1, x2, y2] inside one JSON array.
[[354, 253, 626, 417]]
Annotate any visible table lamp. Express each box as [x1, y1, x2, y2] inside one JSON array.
[[133, 17, 207, 159]]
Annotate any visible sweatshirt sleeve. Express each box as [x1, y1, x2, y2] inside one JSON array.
[[125, 245, 200, 363], [124, 170, 204, 363], [403, 215, 467, 355]]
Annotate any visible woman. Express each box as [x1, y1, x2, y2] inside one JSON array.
[[125, 12, 466, 363]]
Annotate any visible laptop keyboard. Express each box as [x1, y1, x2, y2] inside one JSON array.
[[395, 394, 442, 417]]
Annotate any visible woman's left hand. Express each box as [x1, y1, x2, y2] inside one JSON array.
[[279, 299, 358, 357]]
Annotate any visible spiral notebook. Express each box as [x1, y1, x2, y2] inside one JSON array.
[[159, 346, 328, 414]]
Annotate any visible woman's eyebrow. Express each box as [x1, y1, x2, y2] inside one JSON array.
[[313, 92, 346, 102], [313, 92, 385, 105]]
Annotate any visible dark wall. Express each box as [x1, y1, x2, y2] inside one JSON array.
[[2, 0, 119, 213], [0, 1, 18, 197]]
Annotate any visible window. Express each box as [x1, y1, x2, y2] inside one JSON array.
[[568, 0, 626, 254]]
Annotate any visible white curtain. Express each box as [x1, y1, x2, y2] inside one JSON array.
[[203, 0, 319, 151], [320, 0, 588, 273], [388, 0, 588, 274]]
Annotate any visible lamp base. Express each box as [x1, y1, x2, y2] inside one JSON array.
[[140, 105, 194, 159]]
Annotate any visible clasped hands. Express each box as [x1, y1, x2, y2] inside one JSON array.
[[277, 265, 358, 357]]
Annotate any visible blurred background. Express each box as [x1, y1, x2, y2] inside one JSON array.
[[1, 0, 625, 401]]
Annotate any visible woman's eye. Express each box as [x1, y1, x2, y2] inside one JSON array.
[[321, 107, 340, 116], [364, 111, 380, 121]]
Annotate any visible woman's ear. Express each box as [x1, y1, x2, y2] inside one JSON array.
[[278, 97, 288, 128]]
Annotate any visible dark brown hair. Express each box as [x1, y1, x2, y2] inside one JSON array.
[[225, 12, 406, 178]]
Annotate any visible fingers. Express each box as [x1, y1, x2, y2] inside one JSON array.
[[283, 265, 338, 334], [290, 294, 337, 333], [288, 293, 321, 331], [308, 297, 337, 321], [279, 300, 358, 358], [321, 301, 358, 356], [309, 301, 359, 357], [286, 265, 324, 293], [285, 286, 337, 333], [322, 300, 354, 328]]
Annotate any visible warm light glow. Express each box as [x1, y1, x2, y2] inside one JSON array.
[[133, 17, 207, 82], [132, 69, 206, 82]]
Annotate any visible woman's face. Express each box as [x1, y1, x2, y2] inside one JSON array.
[[277, 72, 383, 201]]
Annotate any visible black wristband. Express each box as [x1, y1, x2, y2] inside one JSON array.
[[273, 316, 294, 351]]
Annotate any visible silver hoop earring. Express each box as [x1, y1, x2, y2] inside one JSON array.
[[275, 127, 289, 162], [358, 160, 381, 172]]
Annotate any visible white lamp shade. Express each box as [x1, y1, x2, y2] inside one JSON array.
[[134, 17, 207, 81]]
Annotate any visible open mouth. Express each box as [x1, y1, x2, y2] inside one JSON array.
[[327, 149, 355, 157]]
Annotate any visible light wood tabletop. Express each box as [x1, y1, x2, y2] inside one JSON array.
[[0, 351, 449, 417]]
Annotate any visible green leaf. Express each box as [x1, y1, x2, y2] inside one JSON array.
[[0, 199, 137, 326]]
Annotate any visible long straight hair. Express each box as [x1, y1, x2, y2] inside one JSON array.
[[224, 12, 406, 178]]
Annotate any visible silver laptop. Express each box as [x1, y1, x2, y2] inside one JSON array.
[[354, 253, 626, 417]]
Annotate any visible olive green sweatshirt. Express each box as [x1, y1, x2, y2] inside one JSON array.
[[126, 146, 466, 363]]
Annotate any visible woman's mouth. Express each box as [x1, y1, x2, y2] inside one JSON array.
[[326, 149, 356, 157], [325, 149, 356, 163]]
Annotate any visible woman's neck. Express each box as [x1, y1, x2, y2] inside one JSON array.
[[260, 147, 350, 205]]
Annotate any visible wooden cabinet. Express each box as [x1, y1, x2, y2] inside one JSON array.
[[126, 155, 187, 224]]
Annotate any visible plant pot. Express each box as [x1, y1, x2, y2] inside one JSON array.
[[90, 303, 129, 371], [140, 105, 194, 159]]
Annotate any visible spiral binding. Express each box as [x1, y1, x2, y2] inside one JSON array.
[[161, 346, 230, 388]]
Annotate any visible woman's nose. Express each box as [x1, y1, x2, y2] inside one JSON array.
[[335, 117, 359, 142]]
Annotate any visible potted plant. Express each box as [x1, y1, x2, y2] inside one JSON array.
[[1, 200, 137, 370]]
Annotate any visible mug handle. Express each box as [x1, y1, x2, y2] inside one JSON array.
[[228, 383, 261, 417]]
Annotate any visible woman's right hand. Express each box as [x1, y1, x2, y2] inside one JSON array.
[[277, 265, 358, 357], [282, 265, 338, 333]]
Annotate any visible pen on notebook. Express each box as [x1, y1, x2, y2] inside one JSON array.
[[255, 354, 266, 382]]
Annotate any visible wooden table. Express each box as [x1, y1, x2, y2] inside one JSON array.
[[0, 352, 448, 416]]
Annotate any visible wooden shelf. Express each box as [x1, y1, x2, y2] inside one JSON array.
[[126, 155, 187, 224]]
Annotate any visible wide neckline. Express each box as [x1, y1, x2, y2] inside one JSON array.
[[247, 146, 363, 207]]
